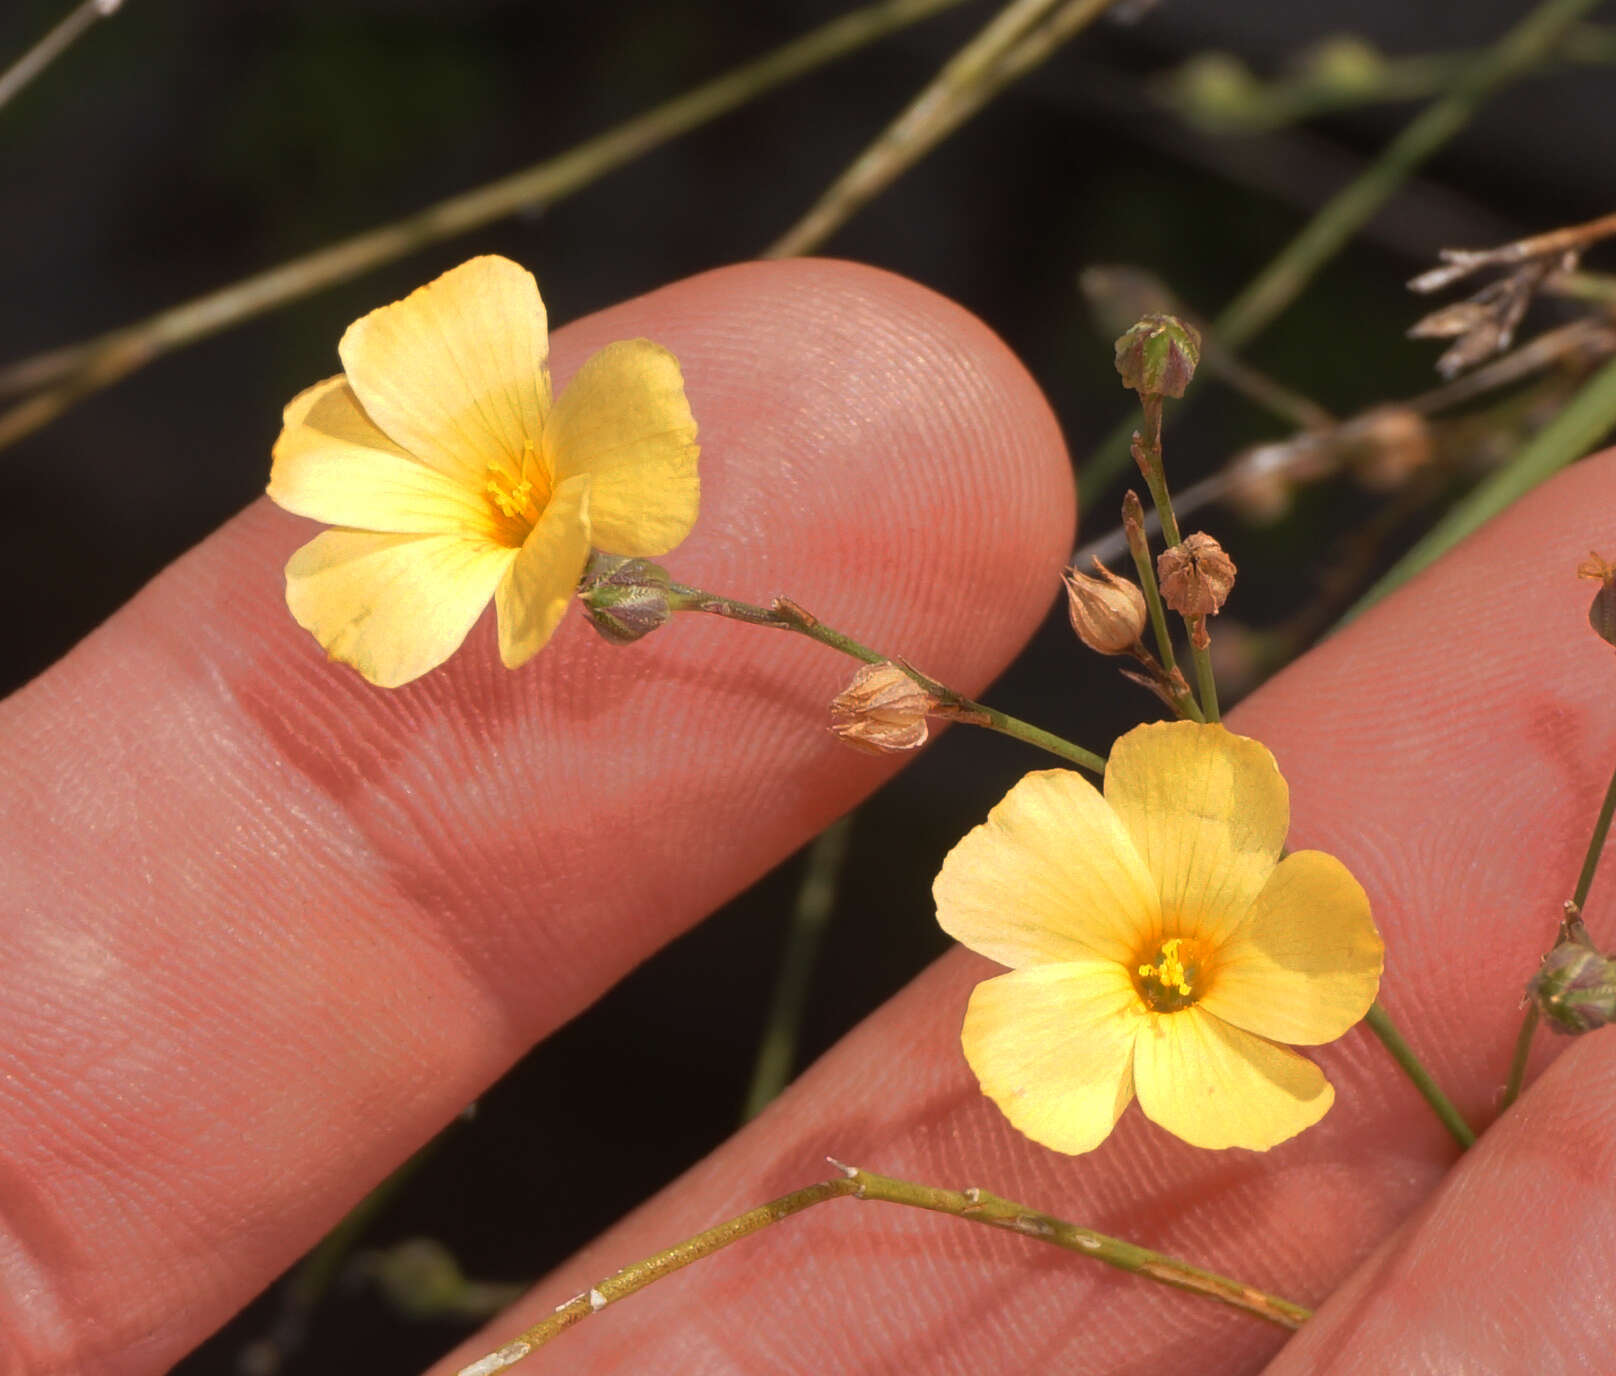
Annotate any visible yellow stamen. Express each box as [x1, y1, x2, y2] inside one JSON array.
[[1136, 936, 1203, 1012]]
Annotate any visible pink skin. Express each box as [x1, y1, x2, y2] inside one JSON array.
[[0, 258, 1608, 1376]]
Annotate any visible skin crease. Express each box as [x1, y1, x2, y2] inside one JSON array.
[[0, 260, 1609, 1376]]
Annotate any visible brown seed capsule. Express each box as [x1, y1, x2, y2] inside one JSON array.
[[1579, 552, 1616, 650], [1063, 560, 1148, 655], [828, 662, 938, 755], [1157, 533, 1236, 618]]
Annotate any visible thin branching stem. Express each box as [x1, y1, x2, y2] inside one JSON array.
[[667, 583, 1106, 774], [454, 1164, 1310, 1374], [0, 0, 971, 447], [1500, 753, 1616, 1109], [1079, 0, 1606, 501], [767, 0, 1117, 257]]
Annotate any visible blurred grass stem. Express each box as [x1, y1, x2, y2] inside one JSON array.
[[0, 0, 123, 115], [1346, 350, 1616, 621], [0, 0, 971, 450], [767, 0, 1119, 258], [1079, 0, 1606, 501], [742, 817, 853, 1121], [455, 1164, 1308, 1372]]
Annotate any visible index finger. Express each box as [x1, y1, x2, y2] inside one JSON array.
[[0, 258, 1076, 1374]]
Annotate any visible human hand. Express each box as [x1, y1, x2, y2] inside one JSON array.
[[2, 259, 1609, 1376]]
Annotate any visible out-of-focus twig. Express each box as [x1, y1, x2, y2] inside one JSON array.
[[1078, 0, 1606, 501], [1409, 210, 1616, 377], [0, 0, 123, 115], [1348, 349, 1616, 622], [0, 0, 972, 448], [1161, 25, 1616, 136], [766, 0, 1118, 258]]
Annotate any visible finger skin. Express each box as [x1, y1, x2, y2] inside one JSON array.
[[1266, 1031, 1616, 1376], [433, 451, 1616, 1376], [0, 259, 1076, 1375]]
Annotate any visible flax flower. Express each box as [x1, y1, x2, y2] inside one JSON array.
[[935, 721, 1383, 1153], [267, 255, 699, 687]]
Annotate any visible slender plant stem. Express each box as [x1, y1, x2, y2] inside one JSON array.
[[1189, 621, 1221, 723], [454, 1163, 1309, 1373], [1121, 491, 1177, 677], [0, 0, 970, 446], [667, 583, 1106, 774], [1131, 402, 1220, 720], [767, 0, 1116, 257], [1499, 752, 1616, 1109], [1363, 1002, 1476, 1148], [743, 817, 854, 1120], [1500, 1005, 1540, 1114], [0, 0, 123, 115], [1078, 0, 1606, 501]]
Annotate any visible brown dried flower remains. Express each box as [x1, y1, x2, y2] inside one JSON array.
[[1157, 533, 1236, 618], [829, 662, 938, 755], [1063, 560, 1147, 655]]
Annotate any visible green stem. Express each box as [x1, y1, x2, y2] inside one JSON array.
[[1500, 752, 1616, 1109], [667, 584, 1106, 775], [742, 817, 853, 1120], [454, 1164, 1309, 1372], [1363, 1001, 1476, 1148], [1499, 1005, 1540, 1113], [1132, 404, 1220, 721], [0, 0, 972, 448], [1078, 0, 1605, 502], [1121, 491, 1181, 683], [1189, 621, 1221, 723]]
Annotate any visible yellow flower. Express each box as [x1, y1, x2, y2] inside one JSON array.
[[267, 255, 699, 687], [934, 721, 1383, 1153]]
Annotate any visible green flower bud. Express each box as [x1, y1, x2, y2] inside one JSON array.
[[1528, 920, 1616, 1036], [1114, 314, 1201, 399], [577, 553, 672, 646]]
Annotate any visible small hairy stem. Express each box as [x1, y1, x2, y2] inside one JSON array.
[[454, 1163, 1309, 1373], [1364, 1002, 1477, 1148], [667, 584, 1107, 775]]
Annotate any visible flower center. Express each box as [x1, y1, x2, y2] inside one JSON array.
[[1135, 937, 1204, 1013], [484, 444, 548, 541]]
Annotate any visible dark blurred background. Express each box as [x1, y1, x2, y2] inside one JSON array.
[[2, 1, 1611, 1370]]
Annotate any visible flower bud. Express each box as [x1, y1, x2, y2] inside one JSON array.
[[577, 553, 672, 646], [1063, 560, 1147, 655], [1578, 552, 1616, 650], [1157, 532, 1236, 618], [1528, 921, 1616, 1036], [828, 662, 937, 755], [1114, 314, 1201, 399]]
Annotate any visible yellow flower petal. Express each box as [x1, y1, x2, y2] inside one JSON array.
[[268, 377, 505, 538], [962, 961, 1142, 1155], [285, 529, 516, 688], [1105, 722, 1288, 948], [338, 256, 551, 490], [494, 474, 593, 670], [1132, 1007, 1333, 1150], [1202, 849, 1384, 1045], [934, 769, 1160, 969], [545, 339, 699, 556]]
